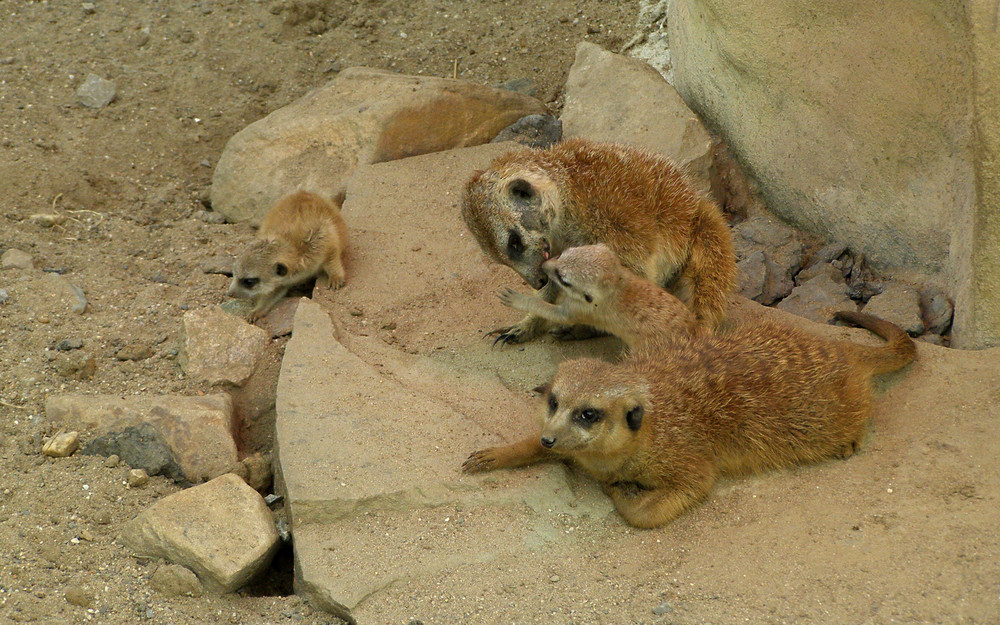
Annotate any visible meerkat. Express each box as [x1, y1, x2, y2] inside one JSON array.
[[498, 243, 703, 351], [229, 190, 348, 321], [463, 311, 916, 528], [461, 138, 735, 343]]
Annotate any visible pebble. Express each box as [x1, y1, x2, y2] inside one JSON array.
[[55, 338, 84, 351], [194, 210, 227, 225], [76, 74, 116, 109], [115, 343, 154, 361], [549, 574, 560, 583], [652, 602, 674, 615], [81, 2, 96, 14], [38, 314, 51, 324], [200, 256, 234, 275], [65, 585, 93, 608], [103, 454, 120, 468], [54, 353, 96, 380], [0, 289, 9, 305], [128, 469, 151, 488], [42, 431, 80, 457], [1, 248, 34, 270]]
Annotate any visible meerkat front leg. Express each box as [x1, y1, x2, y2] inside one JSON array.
[[498, 288, 573, 324], [488, 281, 560, 346], [462, 436, 554, 473], [248, 287, 289, 323], [316, 254, 347, 290], [604, 477, 714, 529]]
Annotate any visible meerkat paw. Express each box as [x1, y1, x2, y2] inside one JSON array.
[[462, 448, 501, 474], [549, 324, 606, 341], [497, 287, 534, 312], [486, 314, 548, 346]]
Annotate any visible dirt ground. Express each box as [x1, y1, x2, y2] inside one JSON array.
[[0, 1, 642, 623]]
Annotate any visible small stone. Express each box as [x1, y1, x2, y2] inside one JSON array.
[[54, 353, 96, 380], [491, 114, 562, 149], [83, 424, 185, 483], [808, 242, 849, 267], [28, 213, 69, 228], [103, 454, 120, 468], [38, 314, 51, 324], [65, 585, 93, 608], [151, 564, 204, 597], [549, 574, 560, 583], [1, 248, 34, 270], [115, 343, 153, 361], [128, 469, 151, 488], [775, 273, 856, 324], [76, 74, 116, 109], [180, 306, 270, 386], [264, 493, 283, 506], [92, 509, 112, 525], [652, 602, 673, 615], [42, 431, 80, 457], [0, 289, 8, 305], [55, 338, 84, 351], [795, 262, 844, 286], [81, 2, 96, 15], [195, 210, 227, 225], [349, 307, 364, 317], [150, 273, 168, 284]]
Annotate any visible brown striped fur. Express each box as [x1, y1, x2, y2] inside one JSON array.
[[229, 190, 348, 321], [463, 311, 915, 528], [462, 139, 735, 343]]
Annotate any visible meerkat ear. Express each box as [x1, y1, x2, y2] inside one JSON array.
[[532, 382, 551, 395], [275, 263, 288, 277], [625, 404, 644, 431]]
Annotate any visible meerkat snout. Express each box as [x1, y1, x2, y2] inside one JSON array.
[[541, 436, 556, 448]]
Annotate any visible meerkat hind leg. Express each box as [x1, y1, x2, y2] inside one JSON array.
[[607, 477, 715, 529]]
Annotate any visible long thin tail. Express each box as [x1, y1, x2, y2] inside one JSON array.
[[833, 311, 916, 375]]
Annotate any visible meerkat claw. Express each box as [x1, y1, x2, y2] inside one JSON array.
[[462, 449, 496, 473]]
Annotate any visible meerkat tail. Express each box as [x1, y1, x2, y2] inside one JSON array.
[[834, 311, 916, 375], [683, 203, 737, 329]]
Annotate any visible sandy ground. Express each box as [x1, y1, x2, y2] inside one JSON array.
[[0, 1, 639, 623]]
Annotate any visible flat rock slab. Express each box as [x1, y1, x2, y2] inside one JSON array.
[[120, 473, 279, 593], [276, 144, 1000, 623], [46, 393, 237, 483]]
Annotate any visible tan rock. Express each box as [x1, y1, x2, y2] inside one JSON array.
[[863, 285, 924, 336], [561, 42, 713, 185], [150, 564, 203, 598], [120, 473, 280, 593], [1, 248, 34, 270], [180, 305, 269, 386], [41, 431, 79, 457], [210, 67, 546, 225], [45, 393, 237, 483], [775, 273, 855, 324]]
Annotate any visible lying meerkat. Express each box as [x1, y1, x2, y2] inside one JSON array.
[[462, 138, 735, 343], [498, 243, 702, 351], [463, 311, 916, 528], [229, 190, 348, 321]]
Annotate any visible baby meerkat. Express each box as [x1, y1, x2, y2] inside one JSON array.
[[229, 190, 348, 321], [462, 138, 735, 343], [498, 243, 702, 351], [463, 311, 916, 528]]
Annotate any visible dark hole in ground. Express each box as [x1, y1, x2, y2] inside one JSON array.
[[242, 540, 296, 597]]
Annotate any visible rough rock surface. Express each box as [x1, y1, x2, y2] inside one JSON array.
[[863, 285, 925, 336], [150, 564, 204, 598], [76, 73, 116, 109], [775, 273, 856, 323], [82, 424, 186, 483], [1, 248, 34, 270], [922, 291, 954, 336], [490, 113, 562, 148], [119, 473, 280, 594], [211, 67, 546, 224], [46, 393, 237, 482], [180, 305, 269, 386], [561, 42, 713, 185]]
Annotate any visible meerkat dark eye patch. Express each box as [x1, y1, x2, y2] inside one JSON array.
[[554, 269, 572, 288], [509, 178, 535, 202], [575, 408, 604, 426], [583, 293, 593, 303], [240, 277, 260, 289], [275, 263, 288, 277], [547, 393, 558, 414], [506, 230, 524, 259], [625, 405, 644, 431]]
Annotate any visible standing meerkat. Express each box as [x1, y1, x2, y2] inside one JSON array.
[[229, 190, 348, 321], [462, 138, 735, 343], [498, 243, 703, 351], [463, 311, 916, 528]]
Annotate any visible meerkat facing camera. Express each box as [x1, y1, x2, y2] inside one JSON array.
[[464, 311, 916, 528], [462, 138, 735, 343], [229, 190, 348, 321], [498, 244, 702, 351]]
